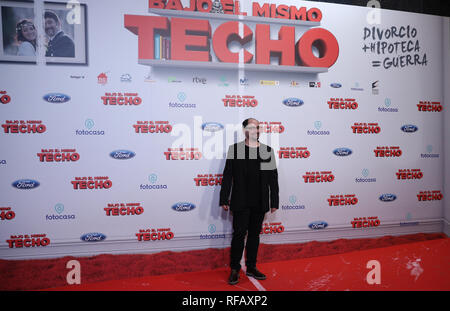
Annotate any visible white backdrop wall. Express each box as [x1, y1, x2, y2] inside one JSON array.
[[0, 0, 447, 259]]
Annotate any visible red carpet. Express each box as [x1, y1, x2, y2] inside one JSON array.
[[45, 237, 450, 291], [0, 232, 447, 291]]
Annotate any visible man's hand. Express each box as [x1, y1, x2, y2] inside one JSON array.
[[222, 205, 230, 211], [271, 208, 277, 213]]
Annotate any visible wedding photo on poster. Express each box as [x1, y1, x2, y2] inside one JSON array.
[[0, 1, 87, 65]]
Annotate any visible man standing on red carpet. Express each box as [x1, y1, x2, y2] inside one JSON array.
[[220, 118, 279, 285]]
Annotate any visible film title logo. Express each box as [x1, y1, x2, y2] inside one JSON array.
[[417, 190, 443, 201], [374, 146, 402, 157], [259, 121, 284, 133], [0, 91, 11, 104], [396, 169, 423, 180], [303, 171, 335, 183], [223, 95, 258, 107], [133, 121, 173, 133], [136, 228, 174, 241], [417, 101, 442, 112], [7, 234, 50, 248], [71, 176, 112, 190], [351, 122, 380, 134], [328, 98, 358, 110], [101, 92, 142, 105], [125, 4, 339, 68], [261, 222, 284, 234], [2, 120, 46, 134], [150, 1, 322, 21], [0, 207, 15, 221], [164, 148, 202, 160], [194, 174, 223, 186], [328, 194, 358, 206], [351, 216, 380, 228], [278, 147, 310, 159], [104, 203, 144, 216], [37, 149, 80, 162]]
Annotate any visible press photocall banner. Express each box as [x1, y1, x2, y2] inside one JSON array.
[[0, 0, 445, 259]]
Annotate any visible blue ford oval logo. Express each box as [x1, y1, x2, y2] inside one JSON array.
[[80, 232, 106, 242], [309, 221, 328, 230], [333, 148, 352, 156], [172, 202, 196, 212], [282, 98, 304, 107], [401, 124, 418, 133], [12, 179, 40, 189], [202, 122, 224, 132], [330, 83, 342, 88], [379, 194, 397, 202], [43, 93, 71, 103], [110, 150, 135, 160]]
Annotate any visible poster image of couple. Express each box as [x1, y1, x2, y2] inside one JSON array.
[[1, 1, 87, 65]]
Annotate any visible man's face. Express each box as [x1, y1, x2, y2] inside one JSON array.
[[44, 17, 59, 37], [244, 119, 260, 141]]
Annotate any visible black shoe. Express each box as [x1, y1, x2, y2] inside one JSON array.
[[228, 269, 240, 285], [246, 267, 266, 280]]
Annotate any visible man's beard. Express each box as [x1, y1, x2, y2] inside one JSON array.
[[46, 28, 56, 37]]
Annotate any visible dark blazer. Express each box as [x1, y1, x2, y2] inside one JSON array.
[[219, 141, 279, 212], [46, 31, 75, 57]]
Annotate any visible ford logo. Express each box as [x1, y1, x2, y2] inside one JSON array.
[[379, 194, 397, 202], [333, 148, 352, 156], [201, 122, 224, 132], [330, 83, 342, 88], [308, 221, 328, 230], [43, 93, 71, 103], [401, 124, 418, 133], [110, 150, 135, 160], [12, 179, 40, 189], [172, 202, 196, 212], [80, 232, 106, 242], [282, 98, 304, 107]]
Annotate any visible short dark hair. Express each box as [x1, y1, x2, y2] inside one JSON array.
[[242, 118, 257, 128], [44, 10, 60, 24]]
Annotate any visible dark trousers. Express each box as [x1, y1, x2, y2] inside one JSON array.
[[230, 209, 266, 271]]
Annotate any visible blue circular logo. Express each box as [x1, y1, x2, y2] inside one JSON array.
[[85, 119, 95, 129], [208, 224, 216, 234], [54, 203, 64, 214], [148, 173, 158, 183]]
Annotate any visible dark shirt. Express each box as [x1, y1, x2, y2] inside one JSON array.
[[245, 144, 261, 209], [219, 141, 279, 212]]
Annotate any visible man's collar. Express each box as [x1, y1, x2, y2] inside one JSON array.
[[49, 30, 63, 41]]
